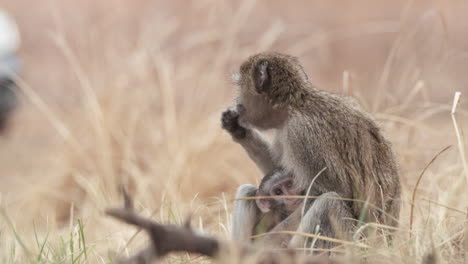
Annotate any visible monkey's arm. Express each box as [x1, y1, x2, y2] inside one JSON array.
[[231, 184, 261, 242], [222, 108, 277, 174], [237, 130, 278, 174], [255, 192, 355, 250]]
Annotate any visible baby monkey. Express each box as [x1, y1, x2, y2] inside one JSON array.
[[256, 168, 302, 216], [253, 169, 303, 235]]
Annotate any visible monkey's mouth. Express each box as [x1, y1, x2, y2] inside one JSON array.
[[285, 198, 302, 211], [236, 104, 246, 115]]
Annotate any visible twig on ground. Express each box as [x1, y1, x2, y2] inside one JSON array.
[[409, 145, 451, 238], [106, 208, 220, 263]]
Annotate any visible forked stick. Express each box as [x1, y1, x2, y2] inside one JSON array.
[[106, 208, 219, 260], [106, 188, 220, 263]]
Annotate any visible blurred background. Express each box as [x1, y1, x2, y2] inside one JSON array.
[[0, 0, 467, 263]]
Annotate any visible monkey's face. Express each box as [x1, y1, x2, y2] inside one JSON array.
[[256, 176, 302, 214], [232, 55, 290, 130], [235, 93, 285, 130]]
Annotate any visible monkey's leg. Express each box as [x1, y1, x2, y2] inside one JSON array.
[[254, 205, 303, 248], [289, 192, 355, 250], [222, 107, 278, 174], [231, 184, 261, 242]]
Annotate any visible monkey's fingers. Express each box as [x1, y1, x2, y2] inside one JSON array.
[[221, 109, 247, 139], [221, 109, 239, 128]]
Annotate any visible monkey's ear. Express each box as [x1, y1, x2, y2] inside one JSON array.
[[256, 198, 271, 213], [253, 60, 271, 94]]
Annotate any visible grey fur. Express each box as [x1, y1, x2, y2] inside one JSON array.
[[289, 192, 355, 249], [231, 184, 260, 242]]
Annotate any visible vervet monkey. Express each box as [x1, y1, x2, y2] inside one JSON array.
[[224, 52, 400, 248]]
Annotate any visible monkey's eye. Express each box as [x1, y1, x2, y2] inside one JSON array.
[[286, 181, 293, 188], [274, 189, 283, 195]]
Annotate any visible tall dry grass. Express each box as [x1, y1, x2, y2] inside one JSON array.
[[0, 0, 467, 263]]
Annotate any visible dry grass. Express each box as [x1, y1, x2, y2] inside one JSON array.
[[0, 0, 467, 263]]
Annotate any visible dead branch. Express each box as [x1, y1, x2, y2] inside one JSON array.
[[106, 207, 219, 260]]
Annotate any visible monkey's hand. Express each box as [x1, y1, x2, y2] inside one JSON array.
[[221, 106, 247, 140]]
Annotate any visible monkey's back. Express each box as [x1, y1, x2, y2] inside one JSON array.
[[284, 90, 400, 226]]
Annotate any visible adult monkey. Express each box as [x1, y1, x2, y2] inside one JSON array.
[[222, 52, 400, 248]]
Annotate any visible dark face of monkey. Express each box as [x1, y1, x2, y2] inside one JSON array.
[[232, 53, 310, 130], [255, 170, 302, 216]]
